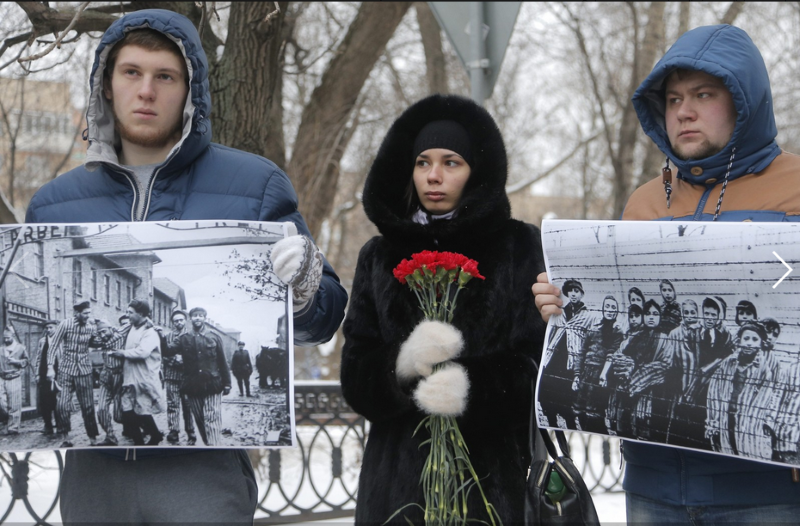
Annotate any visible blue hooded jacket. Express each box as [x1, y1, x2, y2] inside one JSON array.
[[623, 25, 800, 506], [633, 24, 780, 186], [25, 10, 347, 458], [26, 9, 347, 346]]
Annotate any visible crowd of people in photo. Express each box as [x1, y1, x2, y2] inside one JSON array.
[[538, 278, 800, 464], [0, 298, 285, 448]]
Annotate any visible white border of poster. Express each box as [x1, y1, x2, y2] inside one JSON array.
[[537, 219, 800, 468]]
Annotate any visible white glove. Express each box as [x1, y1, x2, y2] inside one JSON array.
[[269, 235, 324, 312], [396, 320, 464, 381], [413, 362, 469, 416]]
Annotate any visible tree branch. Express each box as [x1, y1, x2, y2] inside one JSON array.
[[505, 128, 603, 194], [720, 1, 745, 25], [19, 2, 90, 63]]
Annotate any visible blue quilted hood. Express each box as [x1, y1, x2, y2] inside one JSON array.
[[632, 24, 780, 185], [85, 9, 211, 172]]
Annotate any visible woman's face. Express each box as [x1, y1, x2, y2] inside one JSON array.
[[644, 306, 660, 328], [413, 148, 471, 215]]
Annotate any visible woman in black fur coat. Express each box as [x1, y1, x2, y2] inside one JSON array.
[[340, 94, 547, 524]]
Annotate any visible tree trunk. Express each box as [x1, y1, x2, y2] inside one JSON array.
[[678, 2, 691, 36], [212, 2, 289, 162], [721, 2, 746, 25], [288, 1, 412, 238], [415, 2, 448, 95], [612, 1, 665, 218]]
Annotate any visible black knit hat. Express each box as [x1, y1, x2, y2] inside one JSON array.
[[412, 120, 473, 166]]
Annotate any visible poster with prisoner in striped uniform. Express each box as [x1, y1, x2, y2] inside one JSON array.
[[537, 219, 800, 468], [0, 220, 296, 451]]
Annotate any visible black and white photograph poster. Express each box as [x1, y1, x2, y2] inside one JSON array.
[[537, 219, 800, 468], [0, 220, 296, 451]]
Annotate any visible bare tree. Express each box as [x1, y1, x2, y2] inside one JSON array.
[[415, 2, 447, 95], [288, 2, 412, 238]]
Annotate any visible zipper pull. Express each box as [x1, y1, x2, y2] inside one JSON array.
[[662, 157, 673, 209]]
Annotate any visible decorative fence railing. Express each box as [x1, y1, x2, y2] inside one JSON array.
[[0, 382, 622, 524]]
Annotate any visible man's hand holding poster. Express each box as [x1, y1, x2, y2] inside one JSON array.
[[537, 219, 800, 468]]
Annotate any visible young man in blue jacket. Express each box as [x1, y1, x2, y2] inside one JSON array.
[[25, 9, 347, 525], [534, 25, 800, 524]]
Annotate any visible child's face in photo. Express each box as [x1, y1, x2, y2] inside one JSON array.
[[602, 299, 618, 320], [702, 307, 720, 329], [644, 307, 660, 328], [767, 327, 780, 345], [682, 305, 698, 326], [738, 311, 756, 323], [629, 293, 643, 309], [738, 329, 762, 356], [566, 288, 583, 303], [629, 311, 643, 329], [660, 284, 675, 302]]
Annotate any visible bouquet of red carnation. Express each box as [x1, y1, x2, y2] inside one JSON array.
[[390, 251, 500, 526]]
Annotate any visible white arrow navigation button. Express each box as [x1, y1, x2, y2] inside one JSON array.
[[773, 251, 793, 289]]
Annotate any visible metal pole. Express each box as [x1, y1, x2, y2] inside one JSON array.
[[469, 2, 487, 105]]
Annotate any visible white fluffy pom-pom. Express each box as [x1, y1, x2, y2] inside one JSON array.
[[413, 362, 469, 416], [396, 320, 464, 381]]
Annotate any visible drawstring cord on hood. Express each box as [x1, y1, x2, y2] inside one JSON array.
[[712, 147, 737, 221], [662, 157, 672, 209]]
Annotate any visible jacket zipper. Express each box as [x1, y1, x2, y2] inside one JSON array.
[[112, 147, 181, 222], [114, 114, 201, 222], [138, 116, 200, 221], [107, 166, 140, 222]]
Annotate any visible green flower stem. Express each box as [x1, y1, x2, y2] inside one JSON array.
[[392, 267, 500, 526]]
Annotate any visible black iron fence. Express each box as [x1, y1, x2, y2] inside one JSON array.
[[0, 382, 622, 525]]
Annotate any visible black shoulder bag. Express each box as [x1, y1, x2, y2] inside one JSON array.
[[525, 379, 600, 525]]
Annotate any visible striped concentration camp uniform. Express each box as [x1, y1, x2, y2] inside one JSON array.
[[186, 393, 222, 446], [0, 341, 28, 433], [96, 335, 125, 443], [165, 329, 194, 440], [172, 326, 231, 446], [765, 362, 800, 461], [48, 318, 99, 438], [707, 350, 781, 460]]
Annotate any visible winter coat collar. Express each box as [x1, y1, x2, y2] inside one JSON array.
[[632, 24, 780, 186], [362, 94, 511, 250], [85, 9, 211, 176]]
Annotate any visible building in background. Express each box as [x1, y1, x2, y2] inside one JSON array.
[[0, 227, 184, 409], [0, 78, 86, 219]]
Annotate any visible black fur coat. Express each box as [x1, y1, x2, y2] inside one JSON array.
[[341, 95, 547, 525]]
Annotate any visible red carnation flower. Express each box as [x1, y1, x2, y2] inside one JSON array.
[[461, 259, 485, 281]]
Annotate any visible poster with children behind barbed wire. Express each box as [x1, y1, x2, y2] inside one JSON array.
[[0, 220, 297, 451], [537, 219, 800, 468]]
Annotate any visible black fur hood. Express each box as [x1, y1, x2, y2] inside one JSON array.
[[362, 94, 511, 246]]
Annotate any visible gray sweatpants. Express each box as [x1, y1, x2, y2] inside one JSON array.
[[60, 449, 258, 525]]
